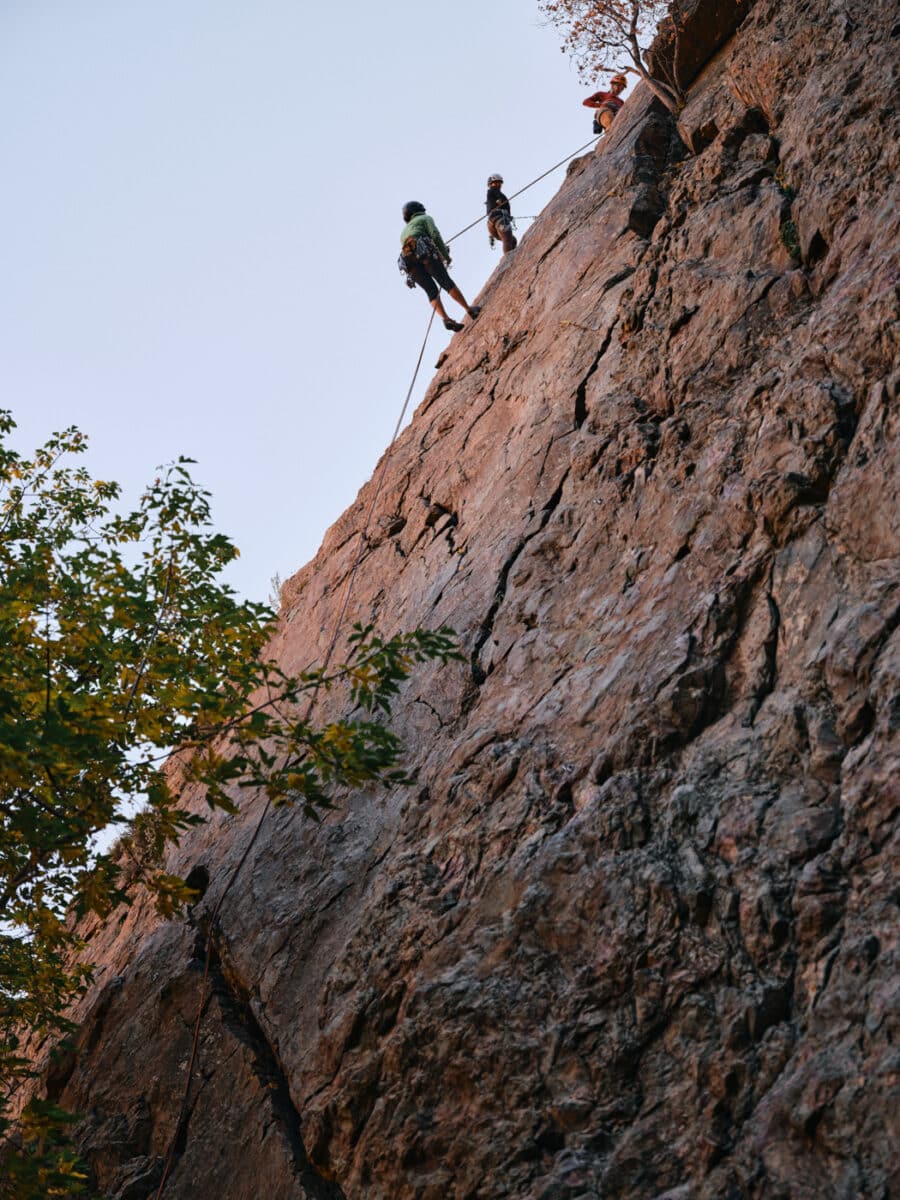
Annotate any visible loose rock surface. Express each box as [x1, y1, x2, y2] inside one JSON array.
[[29, 1, 899, 1196]]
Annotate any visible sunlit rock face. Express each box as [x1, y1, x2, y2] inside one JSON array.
[[36, 1, 898, 1195]]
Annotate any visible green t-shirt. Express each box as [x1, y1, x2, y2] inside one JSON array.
[[400, 213, 450, 261]]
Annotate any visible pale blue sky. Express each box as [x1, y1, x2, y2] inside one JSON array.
[[1, 1, 622, 602]]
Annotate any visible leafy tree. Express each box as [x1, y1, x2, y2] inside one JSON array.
[[539, 0, 685, 115], [0, 412, 458, 1196]]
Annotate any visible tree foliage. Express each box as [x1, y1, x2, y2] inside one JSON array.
[[539, 0, 684, 113], [0, 412, 459, 1195]]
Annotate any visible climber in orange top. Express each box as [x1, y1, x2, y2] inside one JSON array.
[[583, 73, 627, 134]]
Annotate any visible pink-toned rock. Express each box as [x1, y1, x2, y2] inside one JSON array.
[[23, 2, 899, 1197]]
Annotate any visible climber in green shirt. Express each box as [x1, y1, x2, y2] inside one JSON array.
[[399, 202, 481, 333]]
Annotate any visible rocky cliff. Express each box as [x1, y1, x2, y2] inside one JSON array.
[[34, 1, 899, 1196]]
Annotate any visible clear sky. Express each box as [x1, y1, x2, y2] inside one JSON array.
[[1, 0, 621, 603]]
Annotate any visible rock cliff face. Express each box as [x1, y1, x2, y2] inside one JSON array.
[[37, 1, 898, 1197]]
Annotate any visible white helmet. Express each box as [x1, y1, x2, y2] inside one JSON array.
[[487, 173, 503, 186]]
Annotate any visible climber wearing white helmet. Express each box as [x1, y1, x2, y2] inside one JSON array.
[[485, 175, 518, 254]]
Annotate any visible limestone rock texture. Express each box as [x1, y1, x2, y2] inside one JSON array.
[[35, 1, 899, 1197]]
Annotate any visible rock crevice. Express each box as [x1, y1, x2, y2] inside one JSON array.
[[31, 2, 899, 1196]]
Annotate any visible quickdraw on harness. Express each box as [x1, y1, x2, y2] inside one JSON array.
[[398, 234, 443, 287], [591, 97, 623, 135], [487, 206, 516, 249]]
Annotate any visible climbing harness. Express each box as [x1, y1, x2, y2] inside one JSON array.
[[487, 207, 517, 253], [157, 128, 603, 1196], [446, 134, 600, 245], [401, 134, 601, 273], [398, 234, 444, 281], [487, 207, 516, 231]]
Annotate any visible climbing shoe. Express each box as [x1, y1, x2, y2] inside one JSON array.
[[444, 318, 464, 332], [468, 306, 482, 320]]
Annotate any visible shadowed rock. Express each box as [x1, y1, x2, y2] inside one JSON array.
[[23, 1, 899, 1196]]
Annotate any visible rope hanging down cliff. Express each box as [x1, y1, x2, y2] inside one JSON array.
[[153, 310, 436, 1200], [155, 129, 601, 1196]]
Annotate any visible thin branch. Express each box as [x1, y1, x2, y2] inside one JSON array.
[[121, 556, 175, 725], [44, 599, 52, 720], [0, 855, 41, 915], [0, 445, 69, 539]]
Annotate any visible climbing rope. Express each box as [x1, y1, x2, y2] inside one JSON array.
[[154, 310, 436, 1199], [155, 127, 601, 1194], [446, 134, 599, 244]]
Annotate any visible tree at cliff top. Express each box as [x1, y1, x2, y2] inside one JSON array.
[[0, 411, 458, 1197], [539, 0, 685, 113]]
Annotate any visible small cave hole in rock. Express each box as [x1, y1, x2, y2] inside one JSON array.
[[744, 106, 770, 134], [534, 1125, 566, 1153], [691, 120, 718, 154], [184, 864, 210, 901], [807, 230, 829, 265]]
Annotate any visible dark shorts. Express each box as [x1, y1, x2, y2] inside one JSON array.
[[403, 255, 456, 302]]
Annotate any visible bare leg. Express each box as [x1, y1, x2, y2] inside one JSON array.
[[431, 296, 450, 321], [600, 108, 616, 132], [448, 286, 480, 318], [448, 286, 470, 311]]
